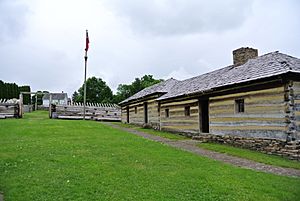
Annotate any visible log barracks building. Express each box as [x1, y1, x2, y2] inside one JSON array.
[[120, 47, 300, 141]]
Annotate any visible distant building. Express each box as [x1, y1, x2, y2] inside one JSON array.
[[43, 93, 68, 106]]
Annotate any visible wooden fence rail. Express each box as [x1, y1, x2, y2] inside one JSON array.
[[50, 102, 121, 121], [0, 99, 20, 119]]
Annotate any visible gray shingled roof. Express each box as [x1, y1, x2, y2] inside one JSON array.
[[120, 78, 179, 104], [157, 52, 300, 100], [43, 93, 68, 100]]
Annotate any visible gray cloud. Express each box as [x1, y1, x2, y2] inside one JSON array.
[[105, 0, 254, 36], [0, 0, 299, 98], [0, 0, 30, 42]]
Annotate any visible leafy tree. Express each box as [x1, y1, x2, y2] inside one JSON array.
[[113, 75, 163, 103], [32, 91, 44, 105], [72, 91, 80, 102], [73, 77, 113, 103]]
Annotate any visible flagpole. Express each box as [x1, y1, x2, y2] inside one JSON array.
[[83, 29, 88, 120], [83, 49, 87, 120]]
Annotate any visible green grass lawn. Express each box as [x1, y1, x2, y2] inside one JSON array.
[[0, 111, 300, 201], [112, 122, 188, 140], [198, 142, 300, 170]]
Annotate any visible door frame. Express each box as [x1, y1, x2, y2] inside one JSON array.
[[126, 106, 129, 123], [198, 99, 209, 133], [144, 102, 148, 124]]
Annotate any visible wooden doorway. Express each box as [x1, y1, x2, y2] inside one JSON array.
[[144, 102, 148, 124], [126, 106, 129, 123], [199, 99, 209, 133]]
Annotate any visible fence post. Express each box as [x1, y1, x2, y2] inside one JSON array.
[[49, 94, 52, 118], [19, 93, 23, 118]]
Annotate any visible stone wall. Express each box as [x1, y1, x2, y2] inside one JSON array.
[[193, 134, 300, 160], [233, 47, 258, 66]]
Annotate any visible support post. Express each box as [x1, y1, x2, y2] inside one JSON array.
[[35, 93, 38, 111], [49, 93, 52, 118], [19, 93, 23, 118]]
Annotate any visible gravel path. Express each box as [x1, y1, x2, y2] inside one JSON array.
[[105, 123, 300, 178]]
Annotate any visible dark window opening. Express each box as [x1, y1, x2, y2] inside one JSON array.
[[235, 99, 245, 113], [165, 109, 169, 118], [185, 106, 190, 116], [134, 106, 137, 114]]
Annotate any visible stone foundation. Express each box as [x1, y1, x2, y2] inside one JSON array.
[[193, 134, 300, 160]]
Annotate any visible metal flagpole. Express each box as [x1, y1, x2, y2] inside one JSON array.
[[83, 50, 87, 120], [83, 30, 89, 120]]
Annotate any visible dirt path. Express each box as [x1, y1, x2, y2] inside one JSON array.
[[105, 123, 300, 178]]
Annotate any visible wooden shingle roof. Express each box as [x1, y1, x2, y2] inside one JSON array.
[[120, 78, 179, 104], [43, 93, 68, 100], [157, 51, 300, 100]]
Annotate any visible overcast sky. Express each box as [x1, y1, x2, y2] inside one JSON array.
[[0, 0, 299, 96]]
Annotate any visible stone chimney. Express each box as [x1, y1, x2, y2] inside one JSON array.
[[233, 47, 258, 66]]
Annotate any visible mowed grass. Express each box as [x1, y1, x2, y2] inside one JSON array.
[[198, 143, 300, 170], [0, 112, 299, 201], [112, 122, 188, 140]]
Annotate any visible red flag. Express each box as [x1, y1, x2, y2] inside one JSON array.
[[85, 30, 89, 51]]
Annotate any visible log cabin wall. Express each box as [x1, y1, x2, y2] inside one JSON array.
[[128, 102, 145, 125], [121, 107, 128, 123], [292, 81, 300, 139], [209, 86, 287, 139], [121, 97, 160, 129], [160, 99, 199, 135], [146, 99, 160, 129]]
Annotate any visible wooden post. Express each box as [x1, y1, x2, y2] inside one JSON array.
[[35, 93, 38, 111], [19, 93, 23, 118], [49, 93, 52, 118]]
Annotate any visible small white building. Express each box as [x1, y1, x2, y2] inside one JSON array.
[[43, 93, 68, 106]]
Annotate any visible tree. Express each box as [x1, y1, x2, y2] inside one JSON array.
[[73, 77, 113, 103], [0, 80, 4, 99], [113, 75, 163, 103], [32, 91, 44, 105], [19, 85, 31, 104], [72, 91, 80, 102]]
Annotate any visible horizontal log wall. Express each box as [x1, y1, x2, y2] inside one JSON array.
[[121, 107, 127, 123], [128, 102, 144, 125], [160, 99, 199, 134], [294, 81, 300, 139], [147, 99, 160, 128], [0, 103, 20, 118], [209, 86, 287, 139], [121, 97, 160, 129]]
